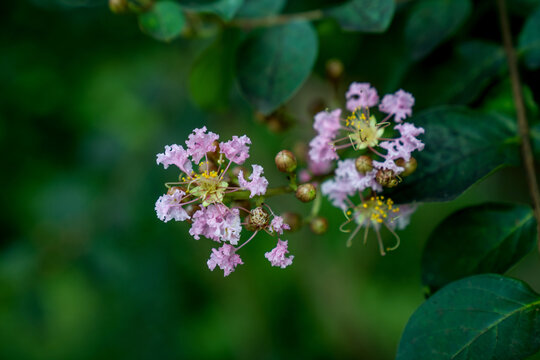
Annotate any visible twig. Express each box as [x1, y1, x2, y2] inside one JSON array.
[[228, 10, 324, 29], [497, 0, 540, 253]]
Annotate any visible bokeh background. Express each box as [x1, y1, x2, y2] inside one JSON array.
[[2, 0, 540, 359]]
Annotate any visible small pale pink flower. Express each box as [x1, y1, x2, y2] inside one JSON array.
[[308, 158, 333, 176], [346, 82, 379, 112], [308, 135, 338, 163], [313, 109, 342, 138], [186, 126, 219, 163], [299, 169, 312, 183], [207, 244, 243, 277], [156, 144, 192, 174], [373, 158, 405, 174], [379, 90, 415, 122], [270, 216, 290, 235], [189, 204, 241, 244], [238, 164, 268, 198], [220, 135, 251, 165], [155, 189, 190, 222], [321, 159, 381, 209], [265, 240, 294, 268]]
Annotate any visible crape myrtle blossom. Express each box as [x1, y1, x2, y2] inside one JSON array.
[[311, 82, 424, 254], [265, 240, 294, 268], [155, 127, 293, 276]]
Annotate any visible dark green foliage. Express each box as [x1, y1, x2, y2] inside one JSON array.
[[236, 21, 318, 114], [178, 0, 244, 20], [518, 6, 540, 69], [397, 275, 540, 360], [388, 107, 520, 203], [405, 0, 471, 60], [422, 203, 536, 293], [138, 1, 185, 41], [325, 0, 395, 32], [189, 30, 242, 109]]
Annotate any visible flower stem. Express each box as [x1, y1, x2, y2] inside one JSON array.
[[497, 0, 540, 254], [228, 9, 324, 29]]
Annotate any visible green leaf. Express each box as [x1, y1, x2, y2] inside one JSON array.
[[325, 0, 395, 33], [236, 21, 318, 114], [387, 107, 520, 203], [188, 30, 242, 110], [138, 1, 185, 42], [422, 203, 536, 293], [397, 274, 540, 360], [518, 6, 540, 70], [405, 0, 471, 60], [178, 0, 244, 21], [234, 0, 286, 18], [403, 41, 506, 107]]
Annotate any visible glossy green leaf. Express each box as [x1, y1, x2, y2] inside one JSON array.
[[388, 107, 520, 203], [518, 6, 540, 69], [236, 21, 317, 114], [188, 31, 241, 110], [325, 0, 395, 33], [403, 41, 506, 107], [422, 203, 536, 293], [405, 0, 471, 60], [178, 0, 244, 21], [397, 274, 540, 360], [235, 0, 286, 18], [531, 123, 540, 160], [138, 1, 185, 42]]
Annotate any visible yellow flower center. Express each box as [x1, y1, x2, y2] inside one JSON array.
[[346, 112, 384, 150], [353, 196, 400, 225]]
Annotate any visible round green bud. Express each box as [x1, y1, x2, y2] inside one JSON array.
[[355, 155, 373, 174], [109, 0, 129, 13], [310, 216, 328, 235], [275, 150, 297, 173], [396, 157, 417, 177], [296, 183, 317, 203], [326, 58, 344, 80]]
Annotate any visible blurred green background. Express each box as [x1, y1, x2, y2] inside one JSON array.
[[2, 0, 540, 359]]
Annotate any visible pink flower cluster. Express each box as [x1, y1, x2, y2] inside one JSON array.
[[155, 127, 293, 276], [307, 82, 425, 251]]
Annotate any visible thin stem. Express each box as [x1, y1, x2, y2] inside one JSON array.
[[235, 231, 258, 251], [375, 227, 386, 256], [497, 0, 540, 254], [229, 9, 324, 29]]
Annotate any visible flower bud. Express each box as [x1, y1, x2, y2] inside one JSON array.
[[396, 157, 417, 177], [296, 183, 316, 203], [376, 169, 399, 188], [355, 155, 373, 174], [275, 150, 297, 173], [281, 212, 302, 232], [310, 216, 328, 235], [109, 0, 129, 13], [326, 59, 344, 81]]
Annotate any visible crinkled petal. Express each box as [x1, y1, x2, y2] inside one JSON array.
[[155, 189, 190, 222], [189, 204, 241, 244], [220, 135, 251, 165], [186, 126, 219, 163], [379, 90, 415, 122], [313, 109, 342, 138], [238, 164, 268, 198], [309, 135, 338, 163], [265, 240, 294, 268], [207, 244, 243, 277], [270, 216, 290, 235], [346, 82, 379, 112], [156, 144, 193, 174]]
